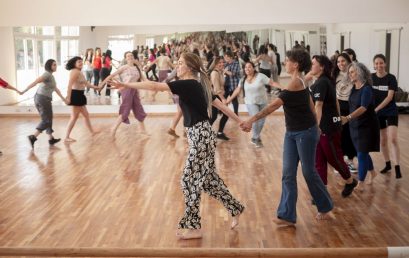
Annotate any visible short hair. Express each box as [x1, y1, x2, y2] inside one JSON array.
[[65, 56, 82, 70], [286, 49, 311, 73], [224, 51, 234, 58], [44, 59, 56, 72], [373, 53, 386, 63]]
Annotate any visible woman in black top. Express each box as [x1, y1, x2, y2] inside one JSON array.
[[372, 54, 401, 178], [306, 55, 357, 197], [241, 49, 333, 226], [110, 52, 245, 240]]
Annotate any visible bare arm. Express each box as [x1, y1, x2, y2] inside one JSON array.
[[341, 106, 368, 125], [4, 84, 21, 94], [21, 76, 44, 94], [54, 87, 66, 103], [212, 98, 242, 124], [110, 79, 170, 92], [375, 90, 395, 113], [249, 97, 284, 123], [226, 85, 241, 104], [269, 80, 284, 89], [241, 98, 284, 132], [314, 100, 323, 128], [99, 66, 126, 86]]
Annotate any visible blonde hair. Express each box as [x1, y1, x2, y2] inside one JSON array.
[[181, 52, 213, 117]]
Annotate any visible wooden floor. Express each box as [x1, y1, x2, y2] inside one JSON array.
[[0, 114, 408, 253]]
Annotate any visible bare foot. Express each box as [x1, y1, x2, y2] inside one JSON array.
[[356, 181, 365, 192], [167, 128, 180, 138], [272, 217, 295, 226], [231, 214, 240, 229], [64, 138, 76, 143], [366, 171, 377, 185], [316, 212, 330, 221], [176, 229, 203, 240]]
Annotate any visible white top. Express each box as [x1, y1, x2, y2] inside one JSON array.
[[239, 73, 270, 105]]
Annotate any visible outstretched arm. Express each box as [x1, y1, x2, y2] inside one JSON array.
[[240, 98, 283, 132], [212, 98, 242, 124], [21, 76, 44, 94], [110, 79, 170, 92]]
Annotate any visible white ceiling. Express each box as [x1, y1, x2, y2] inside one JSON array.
[[1, 0, 408, 26]]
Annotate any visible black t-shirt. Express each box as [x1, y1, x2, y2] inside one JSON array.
[[278, 89, 316, 132], [167, 79, 211, 127], [371, 73, 398, 116], [309, 76, 341, 134]]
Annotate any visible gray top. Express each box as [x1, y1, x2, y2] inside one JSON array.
[[36, 72, 56, 98], [239, 73, 269, 105]]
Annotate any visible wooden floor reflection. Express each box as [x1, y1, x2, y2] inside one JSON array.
[[0, 115, 408, 250]]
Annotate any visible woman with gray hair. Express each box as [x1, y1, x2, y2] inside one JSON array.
[[341, 62, 380, 190]]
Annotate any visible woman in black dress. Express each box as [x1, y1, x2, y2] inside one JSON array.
[[341, 62, 380, 190]]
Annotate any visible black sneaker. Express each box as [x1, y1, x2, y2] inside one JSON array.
[[217, 133, 230, 141], [28, 135, 37, 149], [342, 178, 358, 197], [49, 138, 61, 145]]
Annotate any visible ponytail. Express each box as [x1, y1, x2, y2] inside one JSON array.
[[199, 68, 214, 118]]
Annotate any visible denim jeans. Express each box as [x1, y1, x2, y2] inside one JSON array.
[[277, 125, 333, 223], [246, 103, 266, 140]]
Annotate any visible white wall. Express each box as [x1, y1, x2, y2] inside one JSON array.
[[326, 23, 409, 91], [0, 27, 18, 105]]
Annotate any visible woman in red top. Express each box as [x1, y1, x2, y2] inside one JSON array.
[[1, 77, 22, 155], [99, 50, 112, 97], [92, 47, 102, 95]]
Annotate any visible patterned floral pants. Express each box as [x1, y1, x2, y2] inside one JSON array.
[[179, 120, 244, 229]]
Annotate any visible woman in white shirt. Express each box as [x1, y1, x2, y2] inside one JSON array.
[[227, 62, 277, 147]]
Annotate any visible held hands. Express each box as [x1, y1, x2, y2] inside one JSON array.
[[240, 119, 252, 132], [108, 79, 125, 90]]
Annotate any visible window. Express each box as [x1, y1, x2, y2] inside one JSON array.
[[146, 38, 154, 49], [108, 35, 134, 65], [13, 26, 80, 102]]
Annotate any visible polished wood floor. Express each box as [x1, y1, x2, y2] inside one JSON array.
[[0, 114, 408, 252]]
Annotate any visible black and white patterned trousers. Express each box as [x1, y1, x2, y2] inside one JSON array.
[[179, 120, 244, 229]]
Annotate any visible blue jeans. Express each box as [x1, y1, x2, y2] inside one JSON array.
[[277, 125, 333, 223], [357, 152, 374, 181], [246, 103, 266, 140]]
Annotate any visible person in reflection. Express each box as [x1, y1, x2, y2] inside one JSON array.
[[20, 59, 67, 148], [241, 49, 333, 226], [110, 52, 245, 240], [99, 51, 147, 137], [0, 77, 22, 155], [64, 56, 103, 142]]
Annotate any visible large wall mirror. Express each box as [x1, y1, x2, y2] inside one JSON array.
[[6, 24, 404, 107]]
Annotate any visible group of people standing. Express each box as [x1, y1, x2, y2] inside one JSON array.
[[0, 37, 404, 240]]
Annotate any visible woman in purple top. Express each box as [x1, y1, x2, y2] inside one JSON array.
[[100, 51, 147, 137]]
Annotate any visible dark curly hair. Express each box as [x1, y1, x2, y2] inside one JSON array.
[[286, 49, 311, 73], [65, 56, 82, 70], [44, 59, 56, 73]]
